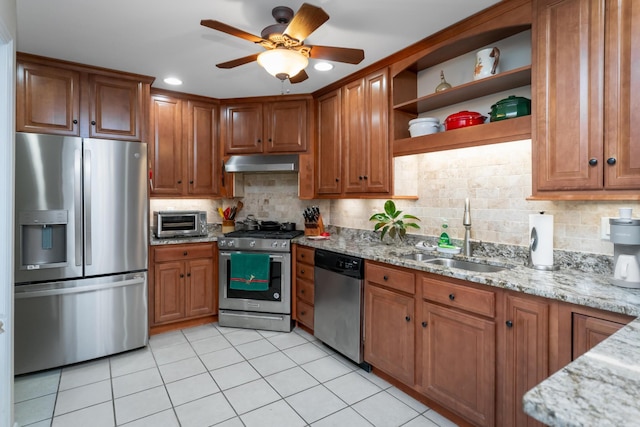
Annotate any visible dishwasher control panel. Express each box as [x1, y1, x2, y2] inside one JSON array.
[[315, 249, 364, 279]]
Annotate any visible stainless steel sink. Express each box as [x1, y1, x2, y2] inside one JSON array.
[[401, 253, 438, 261], [424, 258, 508, 273]]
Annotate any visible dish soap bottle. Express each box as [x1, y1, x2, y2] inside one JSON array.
[[438, 220, 450, 247]]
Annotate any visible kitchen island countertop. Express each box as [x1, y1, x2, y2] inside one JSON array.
[[294, 233, 640, 427]]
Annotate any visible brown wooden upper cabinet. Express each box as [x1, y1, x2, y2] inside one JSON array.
[[316, 68, 391, 197], [532, 0, 640, 199], [16, 53, 152, 142], [222, 97, 309, 155], [149, 90, 220, 197]]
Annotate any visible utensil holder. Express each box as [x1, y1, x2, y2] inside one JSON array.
[[304, 215, 325, 236], [222, 220, 235, 234]]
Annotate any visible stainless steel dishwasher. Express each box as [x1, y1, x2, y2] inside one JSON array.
[[314, 249, 368, 368]]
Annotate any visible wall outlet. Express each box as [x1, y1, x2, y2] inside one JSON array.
[[601, 217, 612, 241]]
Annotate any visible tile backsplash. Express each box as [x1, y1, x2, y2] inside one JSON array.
[[151, 139, 639, 256]]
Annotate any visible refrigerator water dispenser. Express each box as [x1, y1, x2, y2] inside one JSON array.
[[20, 210, 68, 270]]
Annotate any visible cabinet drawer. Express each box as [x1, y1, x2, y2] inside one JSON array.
[[296, 263, 314, 282], [297, 246, 315, 264], [366, 262, 415, 295], [296, 299, 314, 329], [297, 279, 314, 305], [154, 243, 213, 262], [422, 276, 495, 318]]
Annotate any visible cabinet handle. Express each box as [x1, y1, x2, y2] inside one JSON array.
[[588, 158, 598, 166], [183, 252, 188, 256], [257, 139, 262, 143], [405, 315, 411, 322], [301, 269, 305, 274], [177, 180, 182, 184], [607, 157, 617, 165], [91, 120, 96, 126], [268, 138, 272, 142], [300, 289, 305, 294], [187, 273, 191, 277], [73, 119, 78, 124], [335, 178, 340, 182], [449, 293, 455, 301], [383, 275, 388, 281], [422, 321, 428, 328], [189, 180, 194, 184], [359, 176, 363, 180], [363, 175, 368, 180], [180, 274, 184, 278], [506, 320, 513, 328], [301, 311, 306, 315]]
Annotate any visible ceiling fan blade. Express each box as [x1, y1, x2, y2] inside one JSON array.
[[288, 69, 309, 84], [216, 53, 260, 69], [284, 3, 329, 42], [200, 20, 265, 44], [308, 45, 365, 64]]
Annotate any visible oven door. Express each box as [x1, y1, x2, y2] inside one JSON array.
[[218, 251, 291, 314]]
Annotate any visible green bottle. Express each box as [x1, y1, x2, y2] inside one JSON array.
[[438, 220, 450, 247]]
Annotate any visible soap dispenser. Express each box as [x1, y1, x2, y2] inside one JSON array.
[[438, 220, 450, 247]]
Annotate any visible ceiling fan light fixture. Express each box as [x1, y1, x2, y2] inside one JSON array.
[[257, 48, 308, 80], [314, 62, 333, 71]]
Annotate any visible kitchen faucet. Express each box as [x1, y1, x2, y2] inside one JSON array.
[[463, 198, 472, 256]]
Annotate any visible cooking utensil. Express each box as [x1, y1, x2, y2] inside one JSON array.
[[223, 207, 231, 220], [408, 117, 440, 137], [245, 214, 259, 230], [218, 207, 225, 219], [489, 95, 531, 122], [281, 222, 296, 231], [259, 221, 281, 231], [444, 111, 487, 130]]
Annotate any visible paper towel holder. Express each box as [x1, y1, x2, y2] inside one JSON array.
[[526, 225, 559, 271]]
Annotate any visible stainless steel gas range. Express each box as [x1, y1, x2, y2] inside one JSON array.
[[218, 229, 304, 332]]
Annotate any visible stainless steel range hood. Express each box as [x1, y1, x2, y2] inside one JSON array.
[[224, 154, 299, 173]]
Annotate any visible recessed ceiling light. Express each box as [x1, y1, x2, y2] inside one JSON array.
[[314, 62, 334, 71], [163, 77, 183, 85]]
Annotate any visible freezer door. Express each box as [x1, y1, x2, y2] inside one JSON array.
[[83, 139, 148, 276], [14, 133, 83, 283], [14, 273, 148, 375]]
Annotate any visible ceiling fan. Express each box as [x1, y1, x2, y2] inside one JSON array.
[[201, 3, 365, 83]]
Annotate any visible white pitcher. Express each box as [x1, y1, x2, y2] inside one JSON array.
[[474, 47, 500, 80]]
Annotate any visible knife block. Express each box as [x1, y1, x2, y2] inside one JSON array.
[[304, 214, 325, 236]]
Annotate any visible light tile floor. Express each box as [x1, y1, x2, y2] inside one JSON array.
[[14, 323, 460, 427]]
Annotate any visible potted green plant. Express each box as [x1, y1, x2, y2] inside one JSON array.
[[369, 200, 420, 242]]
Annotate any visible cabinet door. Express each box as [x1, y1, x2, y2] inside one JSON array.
[[363, 69, 390, 193], [572, 313, 625, 359], [223, 103, 263, 154], [185, 258, 215, 318], [533, 0, 605, 191], [503, 293, 549, 427], [16, 61, 80, 135], [343, 78, 367, 193], [150, 95, 184, 196], [187, 100, 219, 195], [265, 99, 308, 153], [603, 0, 640, 189], [316, 90, 343, 194], [154, 260, 186, 324], [420, 302, 495, 427], [88, 74, 145, 141], [364, 283, 414, 385]]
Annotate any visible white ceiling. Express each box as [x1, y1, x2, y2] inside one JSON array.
[[16, 0, 500, 99]]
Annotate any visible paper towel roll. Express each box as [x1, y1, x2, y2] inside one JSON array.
[[529, 213, 554, 267]]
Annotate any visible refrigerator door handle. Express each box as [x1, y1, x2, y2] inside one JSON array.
[[84, 149, 92, 266], [14, 277, 146, 299], [74, 149, 83, 266]]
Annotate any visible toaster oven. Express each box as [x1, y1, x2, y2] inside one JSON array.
[[153, 211, 208, 238]]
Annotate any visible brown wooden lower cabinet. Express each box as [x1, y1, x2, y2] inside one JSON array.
[[293, 245, 315, 331], [362, 260, 635, 427], [150, 243, 217, 333], [501, 292, 550, 427]]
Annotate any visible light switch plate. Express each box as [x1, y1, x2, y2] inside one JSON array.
[[601, 217, 612, 241]]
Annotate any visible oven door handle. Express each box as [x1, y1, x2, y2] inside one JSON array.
[[220, 311, 286, 321], [219, 252, 286, 261]]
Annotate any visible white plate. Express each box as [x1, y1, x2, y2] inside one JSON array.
[[415, 241, 437, 251], [307, 235, 330, 240], [437, 246, 461, 254]]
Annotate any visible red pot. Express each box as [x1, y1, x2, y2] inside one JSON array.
[[444, 111, 487, 130]]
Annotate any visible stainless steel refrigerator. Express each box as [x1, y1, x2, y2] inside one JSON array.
[[14, 133, 149, 375]]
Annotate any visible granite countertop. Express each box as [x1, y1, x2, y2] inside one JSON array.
[[294, 230, 640, 427]]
